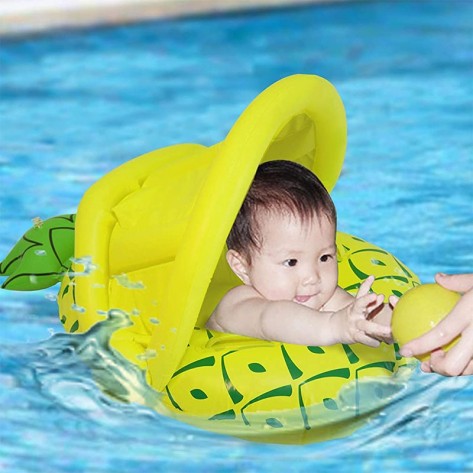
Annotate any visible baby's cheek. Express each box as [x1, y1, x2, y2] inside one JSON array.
[[324, 276, 340, 305], [258, 280, 287, 301], [276, 280, 297, 301], [324, 270, 337, 290]]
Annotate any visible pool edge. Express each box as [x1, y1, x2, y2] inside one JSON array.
[[0, 0, 356, 37]]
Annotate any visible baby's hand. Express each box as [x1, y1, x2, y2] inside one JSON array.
[[341, 276, 392, 347]]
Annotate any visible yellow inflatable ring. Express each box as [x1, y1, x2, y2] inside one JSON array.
[[58, 75, 419, 444]]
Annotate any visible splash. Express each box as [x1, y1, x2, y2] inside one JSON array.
[[35, 309, 165, 413]]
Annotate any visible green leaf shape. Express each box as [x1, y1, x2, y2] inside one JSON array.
[[62, 284, 70, 298], [281, 345, 303, 380], [209, 409, 236, 421], [190, 388, 208, 400], [370, 259, 387, 266], [307, 346, 325, 354], [248, 362, 266, 373], [265, 418, 284, 428], [70, 320, 79, 333], [347, 258, 370, 281], [0, 214, 76, 291], [323, 398, 338, 410]]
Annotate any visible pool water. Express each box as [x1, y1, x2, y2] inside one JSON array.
[[1, 0, 472, 471]]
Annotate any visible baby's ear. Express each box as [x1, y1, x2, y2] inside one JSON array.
[[226, 250, 251, 285]]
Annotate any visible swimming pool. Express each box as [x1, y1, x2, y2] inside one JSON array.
[[1, 0, 472, 471]]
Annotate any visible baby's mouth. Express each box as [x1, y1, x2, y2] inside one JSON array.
[[294, 295, 313, 304]]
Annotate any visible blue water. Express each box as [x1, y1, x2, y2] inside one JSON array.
[[1, 0, 472, 471]]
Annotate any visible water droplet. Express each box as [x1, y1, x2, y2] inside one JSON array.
[[69, 256, 97, 276], [170, 327, 177, 333], [112, 273, 145, 290], [34, 249, 47, 256], [137, 349, 157, 361], [72, 304, 86, 313], [150, 318, 160, 325], [45, 293, 58, 301]]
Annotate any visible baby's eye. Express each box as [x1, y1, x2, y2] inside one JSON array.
[[320, 254, 333, 263], [283, 259, 298, 267]]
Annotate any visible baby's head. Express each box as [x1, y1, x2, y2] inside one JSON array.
[[227, 160, 337, 262], [226, 160, 338, 309]]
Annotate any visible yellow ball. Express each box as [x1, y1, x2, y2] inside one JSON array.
[[392, 283, 461, 361]]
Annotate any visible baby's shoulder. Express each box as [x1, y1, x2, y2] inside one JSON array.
[[206, 285, 262, 332], [221, 284, 260, 306]]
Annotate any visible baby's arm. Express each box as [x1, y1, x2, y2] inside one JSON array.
[[207, 276, 391, 346], [208, 288, 344, 345]]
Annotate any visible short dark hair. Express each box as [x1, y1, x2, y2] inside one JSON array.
[[227, 160, 337, 260]]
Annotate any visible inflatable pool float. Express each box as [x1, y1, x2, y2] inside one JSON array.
[[1, 75, 419, 444]]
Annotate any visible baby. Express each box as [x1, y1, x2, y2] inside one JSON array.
[[206, 160, 395, 347]]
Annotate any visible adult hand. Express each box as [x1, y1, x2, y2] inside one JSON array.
[[400, 273, 473, 376]]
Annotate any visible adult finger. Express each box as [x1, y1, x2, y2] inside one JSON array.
[[429, 325, 473, 376], [428, 350, 457, 376], [435, 273, 473, 293], [463, 359, 473, 375], [420, 359, 433, 373]]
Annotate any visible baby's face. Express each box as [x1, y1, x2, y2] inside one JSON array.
[[244, 212, 338, 310]]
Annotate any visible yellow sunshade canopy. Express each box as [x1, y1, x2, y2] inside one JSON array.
[[70, 74, 347, 392]]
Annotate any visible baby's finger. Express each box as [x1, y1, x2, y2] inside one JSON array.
[[372, 294, 385, 310], [355, 332, 381, 348], [354, 291, 377, 306], [357, 319, 392, 339], [356, 275, 375, 299], [388, 295, 399, 307], [354, 292, 382, 314], [366, 295, 385, 320]]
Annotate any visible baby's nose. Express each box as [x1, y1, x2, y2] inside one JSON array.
[[302, 269, 320, 286]]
